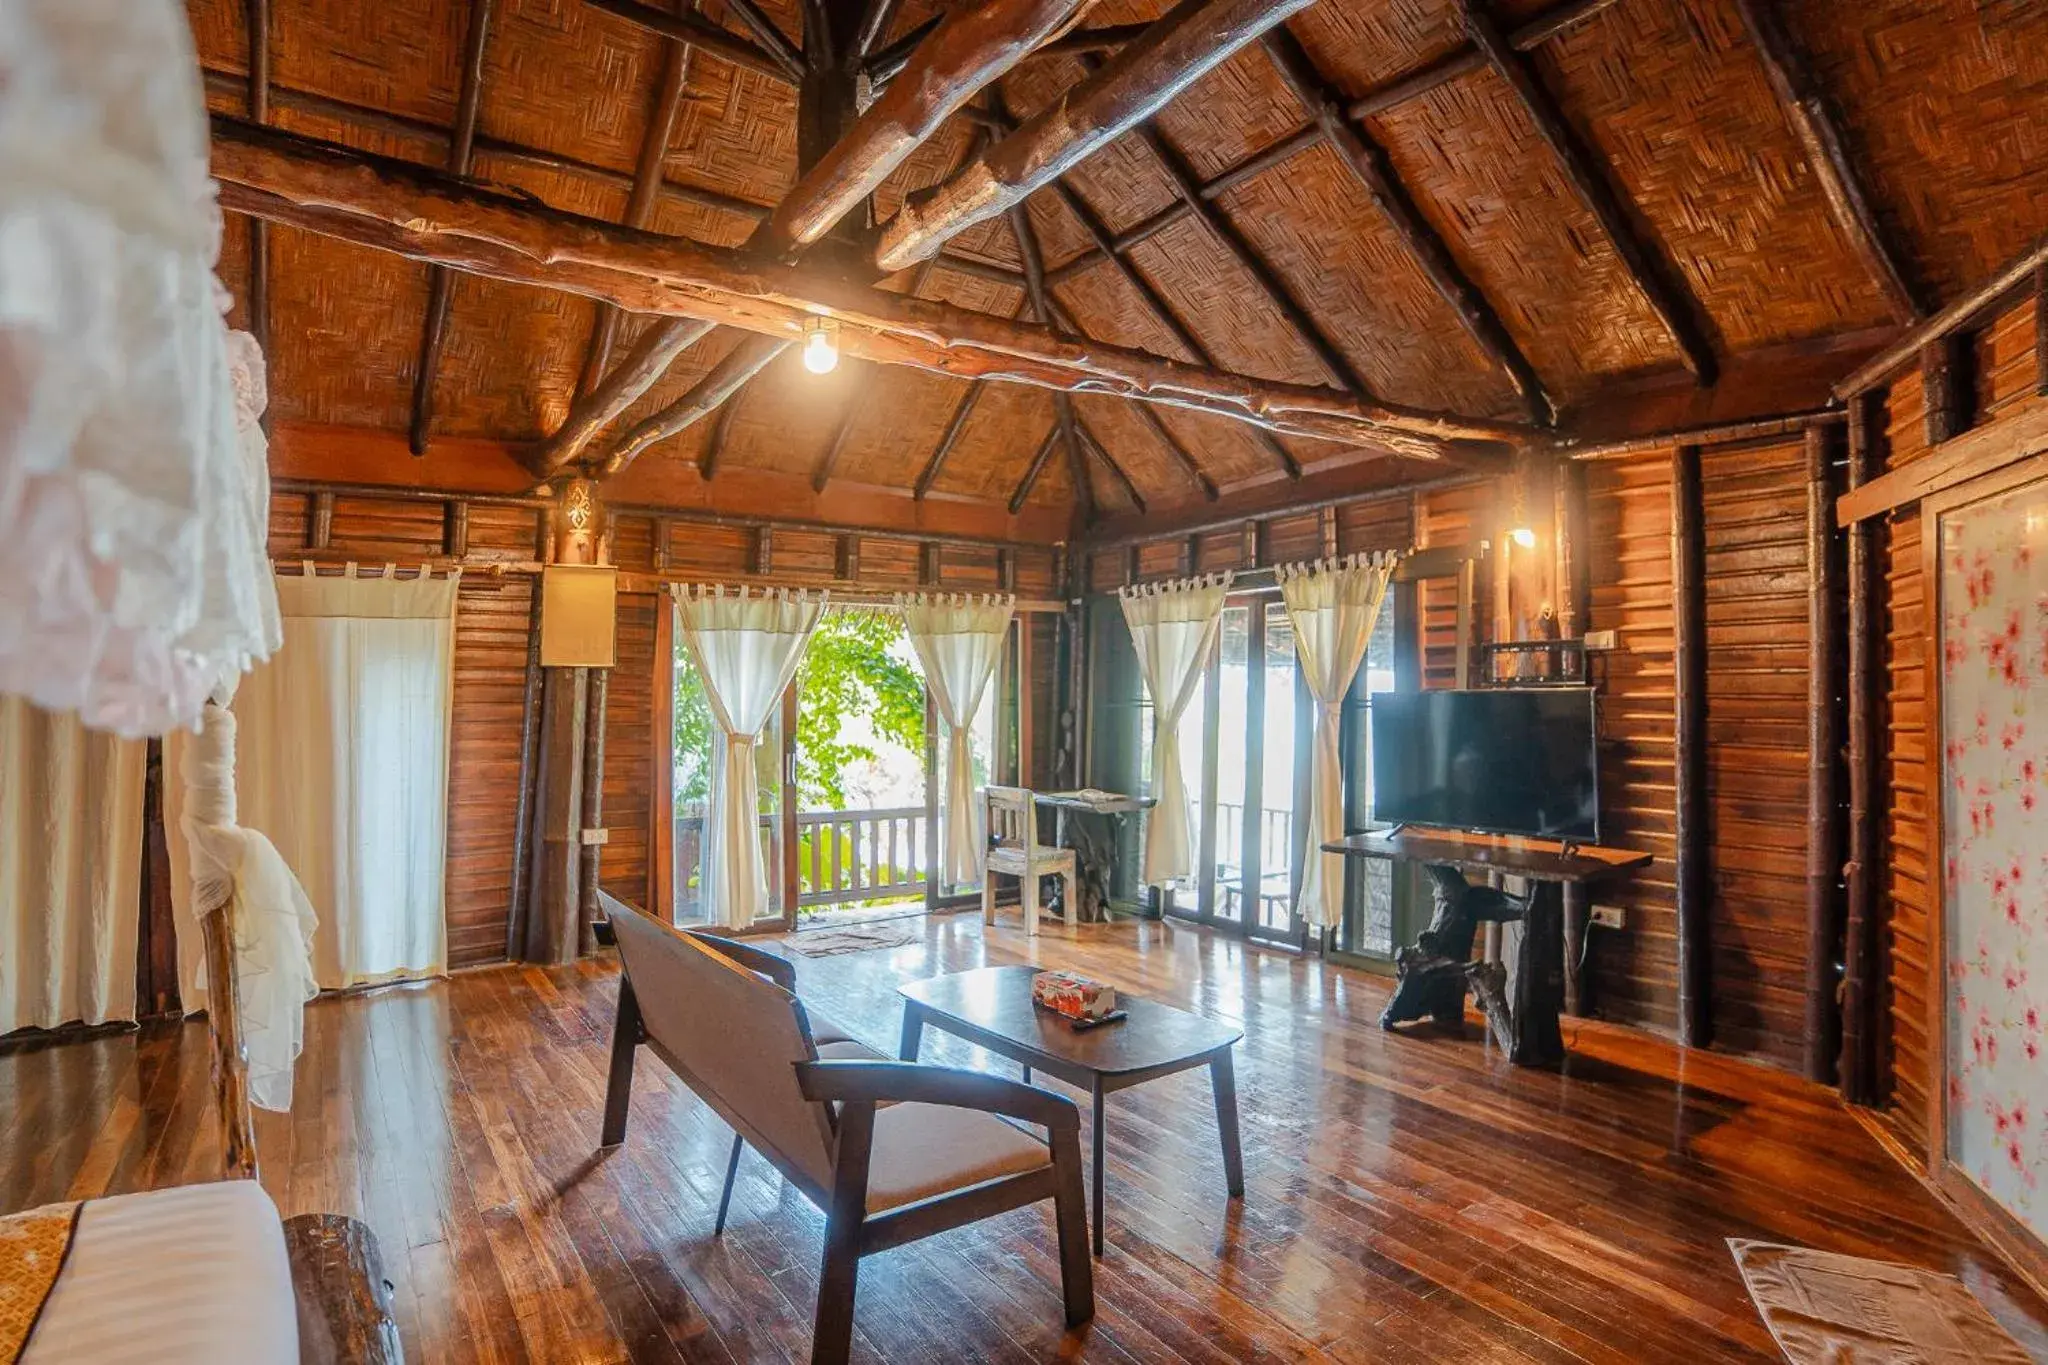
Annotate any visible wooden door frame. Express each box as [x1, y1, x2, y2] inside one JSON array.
[[1918, 449, 2048, 1297]]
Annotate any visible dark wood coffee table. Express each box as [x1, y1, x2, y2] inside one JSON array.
[[897, 965, 1244, 1256]]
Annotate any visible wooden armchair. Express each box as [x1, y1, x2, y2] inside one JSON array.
[[982, 785, 1078, 934], [598, 894, 1093, 1365]]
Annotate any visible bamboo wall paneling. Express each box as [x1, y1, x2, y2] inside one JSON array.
[[1840, 393, 1883, 1102], [1670, 443, 1710, 1048]]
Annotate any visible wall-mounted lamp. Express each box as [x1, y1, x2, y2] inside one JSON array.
[[1509, 526, 1537, 549], [801, 316, 840, 374]]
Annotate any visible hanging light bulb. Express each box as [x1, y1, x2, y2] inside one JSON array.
[[801, 316, 840, 374], [1510, 526, 1537, 549]]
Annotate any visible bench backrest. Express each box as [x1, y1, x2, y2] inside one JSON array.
[[606, 899, 837, 1200]]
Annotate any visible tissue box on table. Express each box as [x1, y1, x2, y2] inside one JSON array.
[[1031, 970, 1116, 1022]]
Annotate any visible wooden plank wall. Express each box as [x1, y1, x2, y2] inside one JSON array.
[[262, 487, 1062, 969], [1866, 296, 2048, 1155], [1583, 454, 1679, 1036], [1697, 438, 1814, 1068], [1417, 483, 1493, 690]]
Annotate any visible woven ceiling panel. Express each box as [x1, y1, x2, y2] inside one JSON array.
[[1795, 0, 2048, 305]]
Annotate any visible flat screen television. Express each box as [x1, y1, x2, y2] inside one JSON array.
[[1369, 688, 1599, 841]]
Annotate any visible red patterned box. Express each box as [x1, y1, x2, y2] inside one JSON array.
[[1031, 970, 1116, 1022]]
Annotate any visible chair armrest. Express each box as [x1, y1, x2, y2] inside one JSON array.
[[685, 929, 798, 991], [795, 1060, 1078, 1133]]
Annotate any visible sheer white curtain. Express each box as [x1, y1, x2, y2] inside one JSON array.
[[899, 593, 1014, 885], [170, 565, 459, 999], [0, 696, 145, 1031], [1120, 574, 1231, 886], [676, 586, 824, 928], [1279, 552, 1397, 929]]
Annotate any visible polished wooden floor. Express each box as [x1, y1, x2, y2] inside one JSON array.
[[6, 915, 2046, 1363]]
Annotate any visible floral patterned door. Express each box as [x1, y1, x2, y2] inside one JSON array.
[[1940, 474, 2048, 1245]]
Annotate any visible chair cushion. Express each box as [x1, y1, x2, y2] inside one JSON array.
[[808, 1011, 872, 1052], [814, 1037, 887, 1062], [864, 1104, 1052, 1213]]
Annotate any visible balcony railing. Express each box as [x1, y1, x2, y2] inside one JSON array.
[[674, 805, 931, 919]]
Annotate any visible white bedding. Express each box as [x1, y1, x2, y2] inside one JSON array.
[[24, 1181, 298, 1364]]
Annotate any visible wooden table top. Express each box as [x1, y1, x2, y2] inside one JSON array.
[[1318, 827, 1652, 884], [899, 965, 1240, 1077]]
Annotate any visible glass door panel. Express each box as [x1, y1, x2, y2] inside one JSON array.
[[1214, 604, 1252, 927], [1246, 599, 1299, 941]]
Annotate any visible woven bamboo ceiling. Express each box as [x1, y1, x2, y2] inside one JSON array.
[[192, 0, 2048, 530]]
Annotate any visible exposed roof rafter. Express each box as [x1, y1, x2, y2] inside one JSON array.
[[1459, 0, 1720, 385]]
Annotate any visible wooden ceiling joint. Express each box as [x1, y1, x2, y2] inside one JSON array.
[[603, 334, 793, 477], [1007, 423, 1064, 514], [1009, 203, 1092, 523], [583, 0, 800, 83]]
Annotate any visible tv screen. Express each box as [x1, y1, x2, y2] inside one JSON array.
[[1369, 688, 1599, 841]]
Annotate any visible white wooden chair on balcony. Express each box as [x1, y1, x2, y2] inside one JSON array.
[[983, 786, 1077, 935]]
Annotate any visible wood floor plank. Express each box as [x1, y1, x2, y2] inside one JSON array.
[[5, 914, 2047, 1362]]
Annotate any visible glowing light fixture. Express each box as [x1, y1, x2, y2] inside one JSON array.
[[1509, 525, 1537, 549], [801, 316, 840, 374]]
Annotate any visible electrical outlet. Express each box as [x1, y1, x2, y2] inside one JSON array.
[[1590, 904, 1625, 930]]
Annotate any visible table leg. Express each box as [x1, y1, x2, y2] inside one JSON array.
[[1210, 1049, 1245, 1198], [1508, 883, 1567, 1068], [1090, 1076, 1106, 1257], [898, 1003, 925, 1062]]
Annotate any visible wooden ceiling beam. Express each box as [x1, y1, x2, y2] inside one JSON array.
[[810, 374, 864, 491], [698, 388, 746, 479], [912, 382, 987, 499], [1460, 0, 1718, 385], [577, 17, 696, 399], [584, 0, 800, 83], [1007, 423, 1064, 514], [538, 319, 717, 471], [1041, 123, 1321, 288], [210, 116, 1531, 458], [760, 0, 1092, 255], [1009, 202, 1092, 524], [410, 0, 497, 456], [603, 334, 791, 476], [1346, 0, 1621, 119], [1732, 0, 1926, 324], [1262, 26, 1555, 426], [1074, 412, 1147, 513], [875, 0, 1318, 273], [722, 0, 804, 77]]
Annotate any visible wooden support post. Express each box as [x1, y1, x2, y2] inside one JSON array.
[[198, 888, 259, 1180], [1017, 614, 1036, 788], [651, 517, 671, 573], [1554, 457, 1592, 1013], [919, 541, 941, 586], [835, 533, 860, 581], [1185, 533, 1201, 575], [1124, 543, 1141, 588], [507, 573, 546, 957], [1803, 422, 1844, 1084], [1838, 394, 1883, 1102], [1671, 443, 1711, 1049], [444, 500, 470, 558], [2036, 261, 2048, 398], [578, 666, 611, 952], [1318, 505, 1339, 559], [1922, 334, 1970, 447], [310, 491, 334, 550], [752, 526, 774, 575], [649, 594, 675, 918], [527, 666, 587, 963], [1241, 519, 1262, 570]]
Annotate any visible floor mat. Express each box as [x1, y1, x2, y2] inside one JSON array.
[[782, 923, 920, 957], [1730, 1239, 2031, 1363]]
